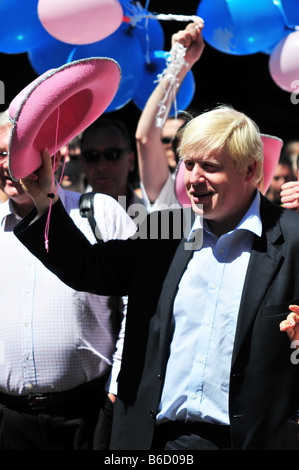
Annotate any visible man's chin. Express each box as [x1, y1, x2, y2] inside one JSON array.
[[190, 199, 204, 216]]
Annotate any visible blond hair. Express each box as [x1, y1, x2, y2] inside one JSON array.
[[179, 105, 264, 188]]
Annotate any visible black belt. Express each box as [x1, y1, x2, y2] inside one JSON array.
[[155, 420, 232, 449], [0, 375, 108, 411]]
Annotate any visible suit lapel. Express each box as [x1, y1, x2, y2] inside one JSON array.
[[232, 197, 284, 364]]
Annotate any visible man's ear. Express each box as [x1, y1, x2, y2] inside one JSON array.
[[246, 161, 257, 182]]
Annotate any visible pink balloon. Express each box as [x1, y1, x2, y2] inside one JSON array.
[[38, 0, 124, 45], [269, 31, 299, 93]]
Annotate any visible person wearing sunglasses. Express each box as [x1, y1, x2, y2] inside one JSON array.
[[80, 118, 143, 211]]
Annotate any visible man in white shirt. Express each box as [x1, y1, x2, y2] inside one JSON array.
[[0, 110, 136, 450]]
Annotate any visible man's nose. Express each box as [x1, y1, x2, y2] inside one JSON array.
[[190, 164, 206, 184], [93, 154, 108, 168]]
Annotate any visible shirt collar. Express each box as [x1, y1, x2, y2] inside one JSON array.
[[0, 185, 66, 227], [188, 190, 262, 241], [0, 199, 13, 226]]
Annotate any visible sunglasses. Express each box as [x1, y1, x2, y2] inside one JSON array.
[[81, 148, 128, 163], [161, 136, 175, 144]]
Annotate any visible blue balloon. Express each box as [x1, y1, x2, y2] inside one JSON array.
[[276, 0, 299, 27], [133, 17, 165, 57], [70, 23, 144, 112], [0, 0, 48, 54], [28, 34, 75, 75], [119, 1, 164, 55], [197, 0, 286, 55], [132, 50, 195, 115]]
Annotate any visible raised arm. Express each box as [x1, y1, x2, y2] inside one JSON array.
[[135, 20, 205, 203]]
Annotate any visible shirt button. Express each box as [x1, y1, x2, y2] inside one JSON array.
[[219, 248, 224, 254], [191, 393, 197, 400]]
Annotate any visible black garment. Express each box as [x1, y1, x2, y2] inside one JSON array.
[[152, 421, 232, 450], [0, 378, 107, 450]]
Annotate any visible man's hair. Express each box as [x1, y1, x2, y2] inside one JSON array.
[[179, 105, 264, 187]]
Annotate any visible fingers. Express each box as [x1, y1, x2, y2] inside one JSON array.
[[279, 306, 299, 342], [172, 20, 204, 49], [289, 304, 299, 315], [280, 181, 299, 210]]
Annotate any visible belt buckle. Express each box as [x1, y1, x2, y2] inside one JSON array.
[[27, 394, 48, 409]]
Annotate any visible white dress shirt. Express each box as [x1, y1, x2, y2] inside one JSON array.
[[157, 191, 262, 425], [0, 188, 136, 396]]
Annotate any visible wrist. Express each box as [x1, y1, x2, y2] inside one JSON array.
[[36, 193, 59, 216]]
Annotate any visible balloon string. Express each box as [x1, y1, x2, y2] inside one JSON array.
[[44, 106, 67, 252]]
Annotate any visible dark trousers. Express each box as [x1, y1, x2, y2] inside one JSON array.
[[0, 378, 112, 450], [152, 420, 232, 450]]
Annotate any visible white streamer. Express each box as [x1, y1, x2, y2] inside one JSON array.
[[122, 3, 203, 127], [122, 2, 203, 27], [155, 42, 188, 128]]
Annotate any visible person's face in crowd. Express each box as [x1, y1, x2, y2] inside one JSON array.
[[0, 125, 30, 204], [161, 118, 185, 170], [58, 144, 86, 193], [268, 164, 294, 204], [183, 147, 256, 236], [81, 125, 135, 200]]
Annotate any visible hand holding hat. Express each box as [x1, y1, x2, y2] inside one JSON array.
[[10, 56, 121, 250], [8, 57, 121, 182], [19, 148, 58, 216]]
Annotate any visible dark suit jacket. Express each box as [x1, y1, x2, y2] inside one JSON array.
[[15, 194, 299, 450]]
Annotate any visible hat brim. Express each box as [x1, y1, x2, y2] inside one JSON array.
[[8, 57, 121, 181], [175, 133, 283, 207]]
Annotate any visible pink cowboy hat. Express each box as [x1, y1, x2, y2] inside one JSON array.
[[175, 133, 283, 206], [8, 57, 121, 181]]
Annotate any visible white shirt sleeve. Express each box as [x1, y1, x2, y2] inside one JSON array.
[[92, 193, 137, 242], [140, 172, 180, 213]]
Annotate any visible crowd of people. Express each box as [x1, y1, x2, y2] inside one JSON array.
[[0, 20, 299, 451]]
